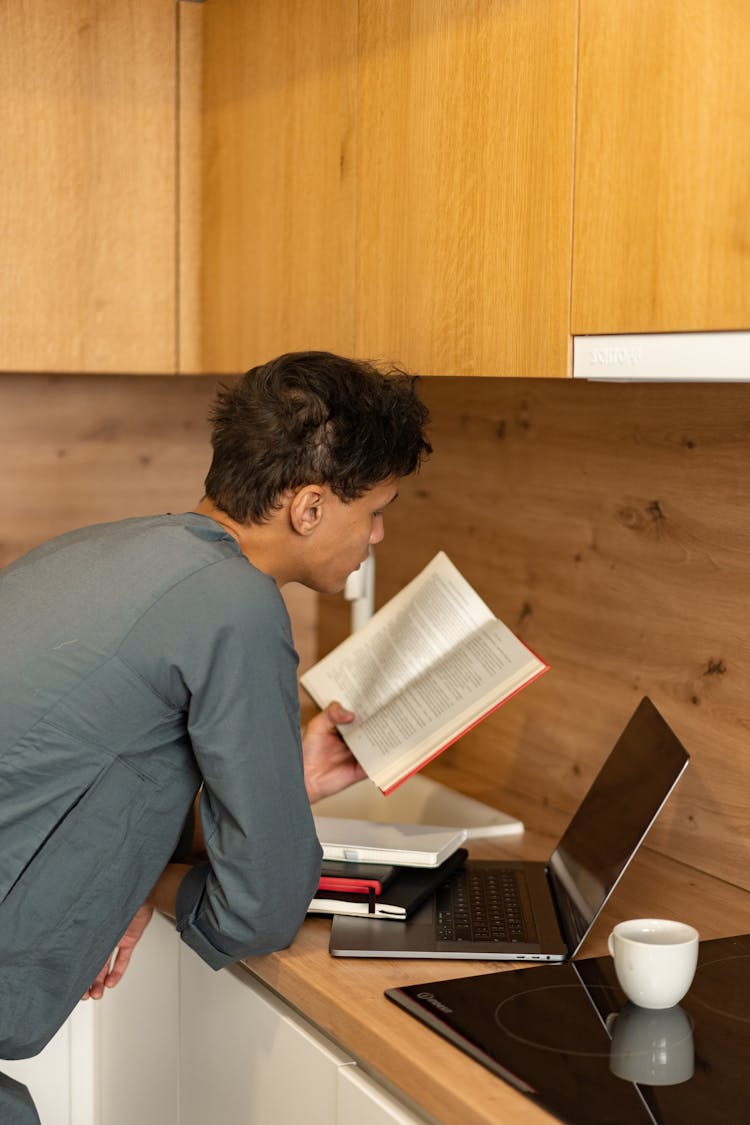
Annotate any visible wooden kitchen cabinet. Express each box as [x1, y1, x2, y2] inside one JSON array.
[[572, 0, 750, 335], [8, 2, 748, 378], [354, 0, 577, 378], [200, 0, 358, 373], [199, 0, 577, 378], [0, 1, 179, 374]]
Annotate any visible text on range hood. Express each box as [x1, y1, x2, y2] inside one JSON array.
[[573, 331, 750, 381]]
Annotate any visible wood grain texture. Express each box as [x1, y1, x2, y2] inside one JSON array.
[[572, 0, 750, 333], [200, 0, 357, 373], [0, 373, 318, 670], [319, 377, 750, 891], [178, 0, 204, 374], [355, 0, 577, 377], [0, 0, 178, 373]]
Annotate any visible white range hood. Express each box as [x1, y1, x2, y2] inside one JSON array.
[[573, 331, 750, 381]]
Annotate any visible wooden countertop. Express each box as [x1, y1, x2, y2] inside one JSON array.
[[239, 818, 750, 1125]]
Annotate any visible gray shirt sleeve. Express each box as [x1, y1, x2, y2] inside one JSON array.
[[120, 557, 322, 969]]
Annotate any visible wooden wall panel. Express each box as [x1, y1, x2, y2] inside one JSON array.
[[320, 378, 750, 892], [0, 1, 178, 373], [0, 374, 318, 672], [0, 374, 214, 565], [5, 369, 748, 893], [572, 0, 750, 333], [355, 0, 576, 377], [200, 0, 357, 373]]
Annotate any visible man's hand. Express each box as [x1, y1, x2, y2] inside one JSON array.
[[82, 903, 154, 1001], [302, 700, 366, 805]]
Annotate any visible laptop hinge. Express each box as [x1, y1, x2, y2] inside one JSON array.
[[546, 862, 588, 956]]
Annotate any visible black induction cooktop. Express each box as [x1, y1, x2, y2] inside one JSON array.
[[386, 933, 750, 1125]]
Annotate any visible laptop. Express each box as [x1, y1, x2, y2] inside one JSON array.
[[329, 696, 689, 961]]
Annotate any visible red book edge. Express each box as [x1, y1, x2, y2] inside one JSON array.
[[317, 876, 383, 895], [378, 660, 550, 795]]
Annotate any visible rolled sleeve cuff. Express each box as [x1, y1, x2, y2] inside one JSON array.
[[174, 859, 318, 971], [174, 863, 230, 969]]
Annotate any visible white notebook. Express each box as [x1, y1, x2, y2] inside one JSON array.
[[313, 816, 467, 868]]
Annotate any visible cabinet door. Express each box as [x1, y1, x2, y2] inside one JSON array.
[[0, 914, 177, 1125], [97, 911, 180, 1125], [355, 0, 577, 378], [0, 1, 177, 374], [337, 1065, 421, 1125], [572, 0, 750, 334], [200, 0, 357, 372], [0, 1017, 74, 1125], [179, 947, 349, 1125]]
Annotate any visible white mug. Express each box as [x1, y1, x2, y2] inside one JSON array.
[[607, 918, 699, 1009]]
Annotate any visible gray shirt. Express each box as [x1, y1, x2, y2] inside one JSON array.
[[0, 513, 321, 1058]]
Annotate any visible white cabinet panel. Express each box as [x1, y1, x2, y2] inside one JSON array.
[[180, 946, 349, 1125], [337, 1064, 422, 1125], [0, 1018, 72, 1125], [2, 920, 422, 1125], [0, 999, 98, 1125], [97, 911, 180, 1125]]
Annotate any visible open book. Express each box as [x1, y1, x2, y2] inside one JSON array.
[[301, 552, 548, 795]]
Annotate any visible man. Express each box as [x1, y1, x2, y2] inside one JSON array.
[[0, 351, 431, 1063]]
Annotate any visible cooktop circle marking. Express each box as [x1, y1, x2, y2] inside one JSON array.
[[690, 954, 750, 1024], [493, 984, 694, 1057]]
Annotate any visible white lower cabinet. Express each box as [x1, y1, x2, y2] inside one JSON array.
[[337, 1065, 423, 1125], [2, 917, 422, 1125], [179, 944, 421, 1124], [0, 910, 178, 1125], [180, 945, 346, 1124], [0, 1012, 80, 1125], [97, 910, 180, 1125]]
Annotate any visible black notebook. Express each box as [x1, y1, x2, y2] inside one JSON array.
[[308, 848, 468, 919]]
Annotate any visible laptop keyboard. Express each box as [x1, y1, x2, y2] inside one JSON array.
[[436, 866, 532, 944]]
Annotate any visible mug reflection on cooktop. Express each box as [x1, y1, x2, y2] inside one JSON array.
[[606, 1003, 694, 1087]]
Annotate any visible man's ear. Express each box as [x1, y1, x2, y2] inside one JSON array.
[[289, 485, 326, 536]]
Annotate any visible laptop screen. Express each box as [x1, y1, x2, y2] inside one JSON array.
[[547, 697, 690, 956]]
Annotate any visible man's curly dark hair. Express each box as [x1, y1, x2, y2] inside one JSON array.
[[204, 351, 432, 524]]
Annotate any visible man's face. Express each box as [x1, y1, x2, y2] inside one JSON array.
[[303, 478, 398, 595]]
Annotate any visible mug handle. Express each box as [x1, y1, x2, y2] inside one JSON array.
[[605, 1012, 617, 1034], [607, 932, 615, 957]]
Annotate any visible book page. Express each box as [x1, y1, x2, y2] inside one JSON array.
[[302, 553, 492, 711], [341, 619, 541, 789], [301, 553, 546, 790], [308, 555, 494, 702]]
